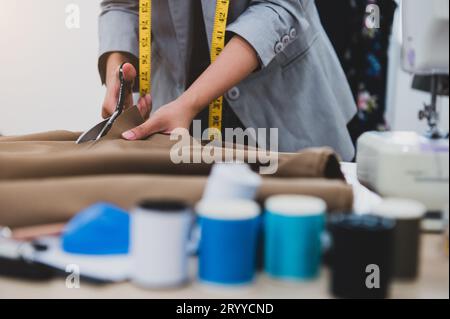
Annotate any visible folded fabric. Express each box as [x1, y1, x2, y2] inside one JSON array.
[[0, 107, 353, 228], [0, 107, 344, 180], [0, 175, 353, 228]]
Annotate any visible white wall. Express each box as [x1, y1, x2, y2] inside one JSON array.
[[0, 0, 105, 136]]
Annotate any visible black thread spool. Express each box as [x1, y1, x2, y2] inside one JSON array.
[[373, 199, 426, 280], [328, 214, 396, 299]]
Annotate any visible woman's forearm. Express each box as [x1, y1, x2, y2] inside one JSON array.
[[120, 35, 259, 140], [178, 35, 259, 117]]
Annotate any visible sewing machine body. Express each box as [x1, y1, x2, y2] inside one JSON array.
[[357, 132, 449, 212]]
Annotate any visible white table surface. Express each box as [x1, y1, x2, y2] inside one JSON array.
[[0, 163, 448, 299]]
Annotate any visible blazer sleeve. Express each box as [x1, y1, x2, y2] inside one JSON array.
[[98, 0, 139, 84], [227, 0, 310, 67]]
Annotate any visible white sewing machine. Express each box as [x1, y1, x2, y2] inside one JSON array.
[[357, 0, 449, 212]]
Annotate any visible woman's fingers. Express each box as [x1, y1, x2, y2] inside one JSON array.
[[102, 62, 136, 119], [120, 62, 137, 83], [122, 100, 194, 141], [137, 94, 152, 119], [102, 83, 119, 118], [122, 116, 162, 141]]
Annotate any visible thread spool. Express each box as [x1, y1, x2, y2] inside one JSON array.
[[264, 195, 326, 281], [372, 198, 427, 280], [196, 199, 261, 286], [202, 163, 262, 200], [131, 200, 193, 288], [328, 214, 396, 299]]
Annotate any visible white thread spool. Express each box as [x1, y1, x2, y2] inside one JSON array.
[[202, 163, 262, 201], [131, 201, 193, 288]]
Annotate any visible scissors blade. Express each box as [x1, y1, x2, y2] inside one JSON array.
[[76, 118, 110, 144]]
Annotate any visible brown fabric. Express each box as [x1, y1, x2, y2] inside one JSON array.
[[0, 175, 353, 228], [0, 108, 344, 181], [0, 107, 353, 228]]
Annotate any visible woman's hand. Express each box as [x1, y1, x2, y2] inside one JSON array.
[[102, 53, 152, 120], [122, 98, 196, 140]]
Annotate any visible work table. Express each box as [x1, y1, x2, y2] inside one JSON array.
[[0, 164, 448, 299]]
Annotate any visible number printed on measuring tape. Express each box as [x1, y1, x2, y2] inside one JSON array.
[[139, 0, 152, 96]]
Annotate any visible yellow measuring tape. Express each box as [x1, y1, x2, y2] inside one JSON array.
[[139, 0, 152, 96], [139, 0, 230, 140], [208, 0, 231, 140]]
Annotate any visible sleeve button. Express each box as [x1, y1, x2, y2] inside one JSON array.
[[289, 28, 297, 40], [274, 42, 284, 54], [227, 87, 241, 101]]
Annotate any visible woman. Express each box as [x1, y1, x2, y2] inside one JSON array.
[[99, 0, 357, 161]]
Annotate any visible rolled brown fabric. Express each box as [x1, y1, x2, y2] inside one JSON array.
[[0, 106, 353, 228], [0, 175, 353, 228], [0, 130, 81, 142], [0, 107, 344, 180], [0, 142, 343, 180]]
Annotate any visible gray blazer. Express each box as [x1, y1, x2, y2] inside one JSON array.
[[99, 0, 357, 161]]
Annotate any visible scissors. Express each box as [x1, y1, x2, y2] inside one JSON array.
[[76, 63, 133, 144]]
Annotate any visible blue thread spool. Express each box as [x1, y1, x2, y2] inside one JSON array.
[[196, 200, 261, 286], [264, 195, 326, 281]]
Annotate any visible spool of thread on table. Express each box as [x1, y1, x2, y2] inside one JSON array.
[[202, 163, 262, 201], [131, 200, 193, 288], [372, 198, 427, 280], [264, 195, 326, 281], [328, 214, 396, 299], [196, 199, 261, 286], [443, 204, 449, 257]]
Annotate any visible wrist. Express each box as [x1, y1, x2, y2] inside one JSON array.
[[177, 91, 202, 120]]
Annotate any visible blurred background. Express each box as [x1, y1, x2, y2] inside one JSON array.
[[0, 0, 448, 138], [0, 0, 103, 135]]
